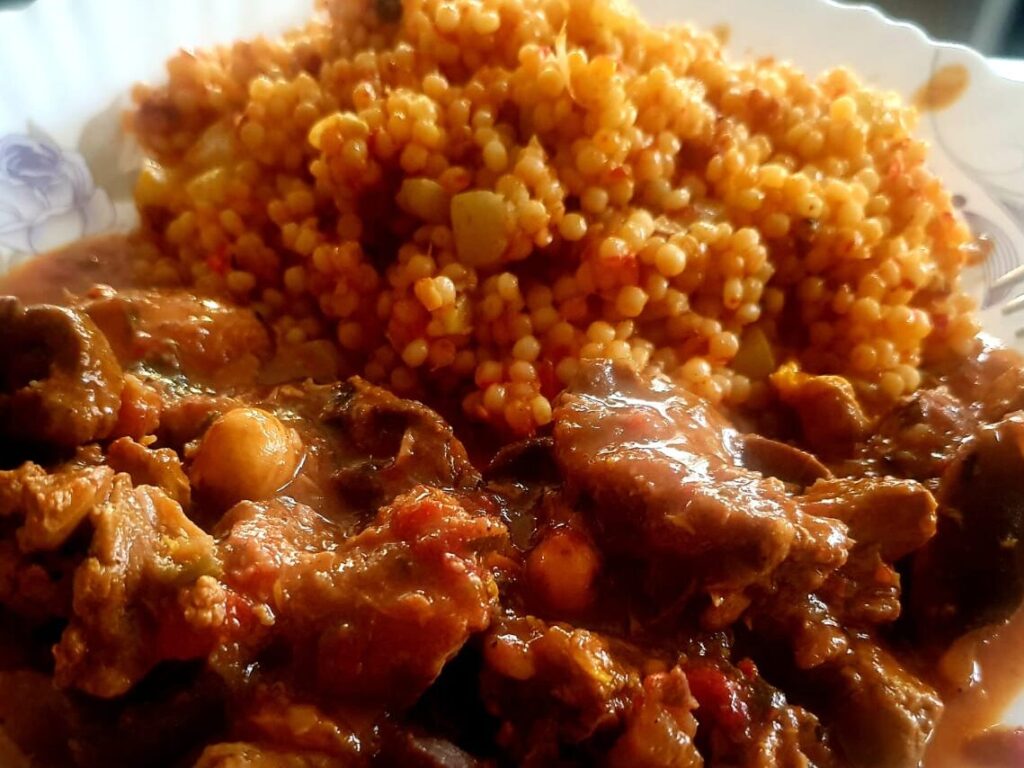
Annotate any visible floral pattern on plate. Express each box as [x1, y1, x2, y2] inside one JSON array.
[[0, 133, 117, 265]]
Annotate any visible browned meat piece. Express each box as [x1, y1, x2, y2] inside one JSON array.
[[54, 475, 220, 697], [746, 478, 934, 657], [482, 616, 698, 765], [802, 477, 936, 560], [0, 461, 114, 552], [553, 361, 849, 596], [216, 497, 342, 604], [606, 669, 702, 768], [818, 640, 942, 768], [485, 437, 558, 484], [0, 297, 124, 449], [738, 433, 832, 489], [247, 488, 505, 706], [911, 413, 1024, 644], [324, 378, 481, 508], [157, 392, 242, 449], [111, 373, 164, 440], [867, 387, 976, 480], [213, 686, 378, 766], [771, 363, 872, 457], [482, 617, 640, 756], [107, 437, 191, 507], [818, 548, 903, 628], [938, 342, 1024, 423], [685, 659, 838, 768], [482, 617, 832, 768], [80, 287, 271, 387], [194, 743, 349, 768]]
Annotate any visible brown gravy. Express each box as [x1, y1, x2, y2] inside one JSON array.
[[0, 234, 143, 303], [926, 607, 1024, 767], [2, 237, 1024, 766]]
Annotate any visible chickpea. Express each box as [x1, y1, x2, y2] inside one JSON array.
[[189, 407, 303, 508], [525, 528, 600, 615]]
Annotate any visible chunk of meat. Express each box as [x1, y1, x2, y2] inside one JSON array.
[[229, 692, 375, 765], [80, 287, 271, 387], [818, 549, 903, 628], [746, 478, 934, 660], [111, 373, 164, 440], [938, 341, 1024, 423], [802, 477, 936, 560], [324, 379, 481, 508], [868, 387, 976, 481], [553, 361, 849, 595], [684, 660, 837, 768], [482, 617, 639, 749], [54, 475, 220, 696], [607, 669, 702, 768], [0, 461, 114, 552], [771, 362, 872, 456], [483, 617, 827, 768], [216, 497, 342, 604], [157, 392, 241, 450], [818, 640, 942, 768], [107, 437, 191, 507], [0, 297, 124, 449], [194, 743, 349, 768], [262, 488, 504, 705], [911, 413, 1024, 644]]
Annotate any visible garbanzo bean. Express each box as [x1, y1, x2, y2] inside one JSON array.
[[525, 528, 600, 614], [189, 407, 304, 508]]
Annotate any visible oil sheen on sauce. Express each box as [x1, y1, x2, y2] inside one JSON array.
[[3, 235, 1024, 766], [925, 607, 1024, 767]]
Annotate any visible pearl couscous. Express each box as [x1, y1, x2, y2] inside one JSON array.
[[128, 0, 978, 434]]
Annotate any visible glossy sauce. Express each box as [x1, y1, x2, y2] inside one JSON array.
[[0, 234, 143, 302], [926, 607, 1024, 767], [3, 237, 1024, 766]]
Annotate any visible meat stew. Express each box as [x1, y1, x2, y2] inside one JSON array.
[[1, 237, 1023, 768]]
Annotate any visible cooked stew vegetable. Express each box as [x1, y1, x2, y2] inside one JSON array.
[[0, 239, 1023, 768]]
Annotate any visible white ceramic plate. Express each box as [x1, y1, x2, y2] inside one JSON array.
[[1, 0, 1023, 731]]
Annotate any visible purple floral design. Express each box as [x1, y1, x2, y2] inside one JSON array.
[[0, 133, 116, 254]]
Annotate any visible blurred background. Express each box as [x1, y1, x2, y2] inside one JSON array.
[[842, 0, 1023, 55]]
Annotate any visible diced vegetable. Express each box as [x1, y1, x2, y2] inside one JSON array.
[[451, 190, 509, 268]]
